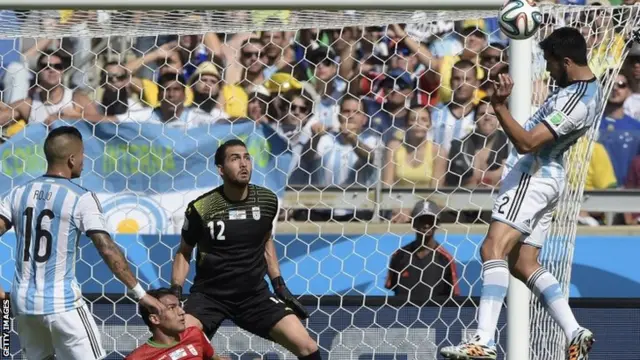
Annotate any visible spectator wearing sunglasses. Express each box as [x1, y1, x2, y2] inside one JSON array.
[[623, 43, 640, 120], [97, 61, 147, 116], [0, 49, 99, 129], [598, 72, 640, 186]]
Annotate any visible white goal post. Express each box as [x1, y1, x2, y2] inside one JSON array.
[[0, 2, 637, 360]]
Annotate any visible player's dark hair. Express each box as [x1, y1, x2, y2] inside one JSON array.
[[539, 27, 588, 66], [215, 139, 248, 166], [43, 126, 83, 164], [140, 287, 174, 329]]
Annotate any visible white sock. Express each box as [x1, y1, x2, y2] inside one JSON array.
[[475, 259, 509, 345], [527, 267, 580, 340]]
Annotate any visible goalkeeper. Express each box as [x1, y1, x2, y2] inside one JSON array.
[[171, 139, 322, 360]]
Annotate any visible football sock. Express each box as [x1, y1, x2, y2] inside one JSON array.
[[475, 259, 509, 345], [298, 350, 322, 360], [527, 267, 580, 340]]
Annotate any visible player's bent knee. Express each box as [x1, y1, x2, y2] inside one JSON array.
[[480, 236, 507, 262], [185, 314, 203, 330]]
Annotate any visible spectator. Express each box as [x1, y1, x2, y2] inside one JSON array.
[[598, 72, 640, 185], [98, 74, 217, 129], [383, 104, 447, 189], [431, 60, 479, 152], [124, 41, 197, 108], [259, 30, 295, 79], [435, 26, 487, 105], [237, 38, 268, 93], [624, 154, 640, 225], [569, 137, 617, 226], [363, 69, 415, 140], [314, 95, 379, 188], [385, 200, 459, 302], [479, 43, 508, 97], [187, 62, 229, 121], [623, 43, 640, 119], [306, 46, 345, 132], [275, 89, 317, 186], [246, 86, 270, 123], [97, 61, 147, 116], [446, 100, 508, 188], [0, 49, 99, 128]]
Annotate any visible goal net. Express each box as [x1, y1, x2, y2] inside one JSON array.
[[0, 4, 636, 360]]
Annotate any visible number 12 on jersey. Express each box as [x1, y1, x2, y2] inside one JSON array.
[[207, 220, 225, 240]]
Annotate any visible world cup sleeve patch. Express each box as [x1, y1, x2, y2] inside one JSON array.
[[548, 111, 565, 126]]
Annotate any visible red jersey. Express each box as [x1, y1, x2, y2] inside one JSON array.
[[126, 326, 215, 360]]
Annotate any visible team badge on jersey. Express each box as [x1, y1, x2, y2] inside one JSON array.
[[187, 344, 198, 355], [169, 348, 187, 359], [252, 206, 261, 220]]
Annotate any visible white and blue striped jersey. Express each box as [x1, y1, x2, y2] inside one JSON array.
[[0, 175, 107, 316], [431, 103, 476, 152], [504, 78, 603, 178]]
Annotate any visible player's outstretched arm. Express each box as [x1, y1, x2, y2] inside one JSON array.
[[89, 232, 166, 314], [491, 73, 555, 154], [170, 238, 193, 299]]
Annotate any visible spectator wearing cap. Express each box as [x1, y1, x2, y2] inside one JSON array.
[[383, 104, 447, 189], [362, 69, 415, 142], [0, 49, 99, 129], [599, 72, 640, 185], [187, 62, 232, 120], [385, 200, 459, 301], [431, 60, 479, 152]]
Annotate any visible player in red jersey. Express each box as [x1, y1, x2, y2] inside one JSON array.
[[126, 288, 224, 360]]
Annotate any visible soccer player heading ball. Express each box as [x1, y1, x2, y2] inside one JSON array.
[[441, 27, 600, 360], [171, 139, 322, 359]]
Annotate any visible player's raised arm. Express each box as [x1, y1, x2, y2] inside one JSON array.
[[490, 74, 556, 154], [171, 203, 201, 299], [77, 192, 166, 314]]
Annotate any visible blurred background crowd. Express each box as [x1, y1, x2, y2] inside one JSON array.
[[0, 1, 639, 226]]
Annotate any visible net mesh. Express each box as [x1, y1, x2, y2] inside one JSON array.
[[0, 4, 636, 360]]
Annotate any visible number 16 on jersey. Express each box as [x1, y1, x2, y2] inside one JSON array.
[[207, 220, 225, 240]]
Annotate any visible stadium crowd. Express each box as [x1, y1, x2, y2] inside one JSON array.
[[0, 3, 639, 226]]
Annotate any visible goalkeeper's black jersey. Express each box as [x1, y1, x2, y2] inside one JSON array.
[[182, 184, 279, 298]]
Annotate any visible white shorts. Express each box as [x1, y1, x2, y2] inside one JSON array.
[[491, 170, 563, 248], [15, 304, 106, 360]]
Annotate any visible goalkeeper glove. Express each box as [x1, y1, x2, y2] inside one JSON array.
[[271, 276, 309, 320]]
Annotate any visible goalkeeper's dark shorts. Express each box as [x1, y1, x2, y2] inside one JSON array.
[[184, 286, 295, 340]]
